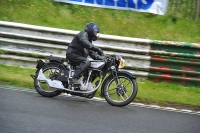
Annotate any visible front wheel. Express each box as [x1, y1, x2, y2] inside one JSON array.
[[103, 73, 138, 107]]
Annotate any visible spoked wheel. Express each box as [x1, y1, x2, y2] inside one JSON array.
[[34, 63, 65, 97], [103, 73, 138, 107]]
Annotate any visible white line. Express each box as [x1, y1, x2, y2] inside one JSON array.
[[1, 85, 200, 115]]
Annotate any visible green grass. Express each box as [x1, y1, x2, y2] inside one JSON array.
[[136, 81, 200, 106], [0, 0, 200, 43], [0, 64, 200, 110], [0, 64, 35, 88]]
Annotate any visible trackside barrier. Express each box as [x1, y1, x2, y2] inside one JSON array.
[[0, 21, 200, 86]]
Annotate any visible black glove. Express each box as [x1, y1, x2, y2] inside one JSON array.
[[98, 55, 107, 60], [89, 49, 106, 60], [93, 46, 104, 56]]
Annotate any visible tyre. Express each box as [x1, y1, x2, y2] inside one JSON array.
[[34, 62, 65, 97], [103, 73, 138, 107]]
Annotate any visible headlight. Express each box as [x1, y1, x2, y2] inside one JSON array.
[[118, 57, 125, 68]]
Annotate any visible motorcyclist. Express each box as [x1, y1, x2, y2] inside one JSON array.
[[66, 22, 104, 85]]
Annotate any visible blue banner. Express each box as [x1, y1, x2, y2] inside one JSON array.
[[55, 0, 168, 15]]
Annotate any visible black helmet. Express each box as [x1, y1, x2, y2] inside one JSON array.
[[84, 22, 100, 41]]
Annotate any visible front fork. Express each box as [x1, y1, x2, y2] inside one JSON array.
[[111, 69, 120, 86]]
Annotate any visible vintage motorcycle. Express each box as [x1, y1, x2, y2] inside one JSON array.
[[30, 54, 138, 107]]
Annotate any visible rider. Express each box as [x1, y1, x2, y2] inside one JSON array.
[[66, 22, 104, 85]]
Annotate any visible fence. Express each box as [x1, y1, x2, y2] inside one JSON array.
[[169, 0, 200, 20], [0, 21, 200, 87]]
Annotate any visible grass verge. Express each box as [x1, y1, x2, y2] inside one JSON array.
[[0, 64, 200, 111]]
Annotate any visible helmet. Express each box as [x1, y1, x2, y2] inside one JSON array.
[[84, 22, 100, 41]]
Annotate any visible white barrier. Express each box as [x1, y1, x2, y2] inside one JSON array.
[[0, 21, 151, 80]]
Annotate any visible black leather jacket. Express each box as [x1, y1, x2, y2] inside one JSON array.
[[67, 31, 103, 60]]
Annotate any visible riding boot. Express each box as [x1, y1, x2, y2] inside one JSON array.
[[69, 67, 83, 85]]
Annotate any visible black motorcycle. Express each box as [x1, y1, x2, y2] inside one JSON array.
[[30, 54, 138, 107]]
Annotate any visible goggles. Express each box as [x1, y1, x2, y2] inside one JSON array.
[[94, 32, 100, 37]]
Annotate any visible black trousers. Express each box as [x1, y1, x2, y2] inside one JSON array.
[[66, 48, 90, 79]]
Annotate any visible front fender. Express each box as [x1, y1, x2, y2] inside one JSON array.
[[100, 71, 136, 97], [118, 71, 136, 79]]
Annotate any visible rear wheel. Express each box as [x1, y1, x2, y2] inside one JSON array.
[[34, 63, 65, 97], [103, 73, 138, 107]]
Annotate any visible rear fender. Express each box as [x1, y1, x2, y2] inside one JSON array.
[[36, 59, 45, 70], [32, 60, 67, 80], [30, 61, 42, 79]]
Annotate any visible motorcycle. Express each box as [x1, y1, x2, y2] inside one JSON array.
[[30, 54, 138, 107]]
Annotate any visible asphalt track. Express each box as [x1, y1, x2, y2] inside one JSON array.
[[0, 87, 200, 133]]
